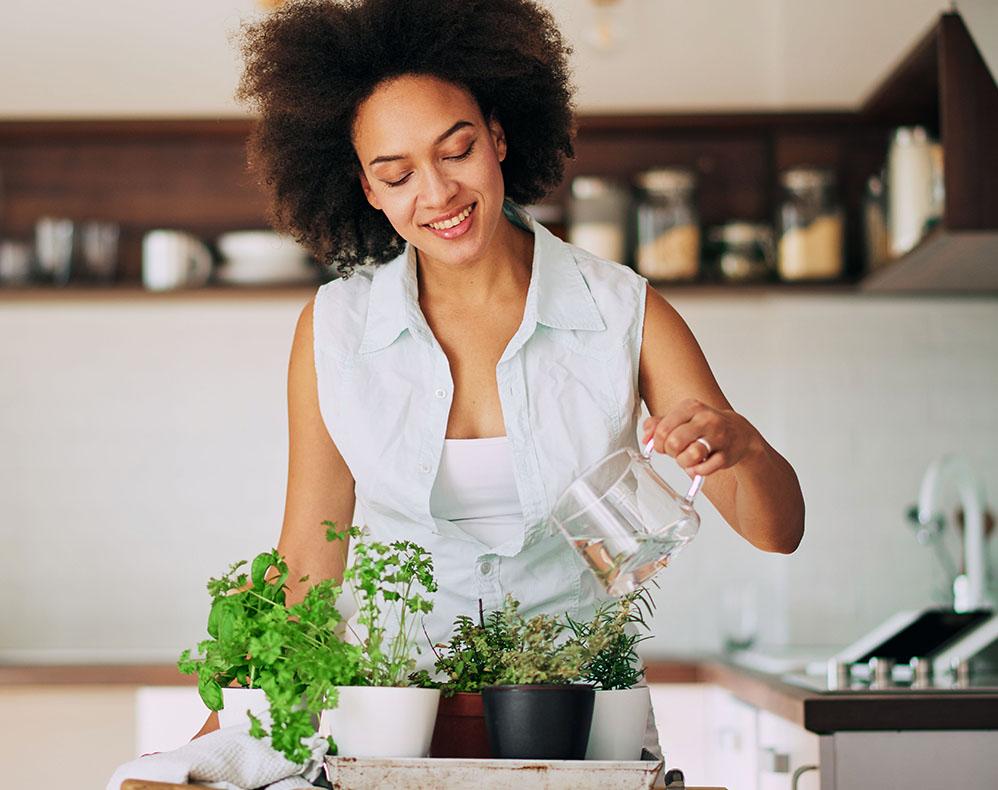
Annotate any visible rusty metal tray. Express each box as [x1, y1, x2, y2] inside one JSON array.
[[323, 755, 664, 789]]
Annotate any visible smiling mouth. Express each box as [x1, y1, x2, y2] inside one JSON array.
[[424, 202, 475, 230]]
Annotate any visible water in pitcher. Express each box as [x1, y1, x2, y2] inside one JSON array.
[[551, 446, 702, 596], [572, 526, 694, 596]]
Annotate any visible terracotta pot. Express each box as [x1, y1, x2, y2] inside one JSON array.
[[429, 691, 491, 758]]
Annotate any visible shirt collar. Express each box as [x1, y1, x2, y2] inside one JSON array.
[[358, 201, 606, 355]]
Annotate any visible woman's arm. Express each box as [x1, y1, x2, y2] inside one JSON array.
[[277, 296, 356, 606], [638, 284, 804, 554], [192, 297, 356, 739]]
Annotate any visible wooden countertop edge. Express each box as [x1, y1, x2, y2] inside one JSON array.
[[0, 664, 196, 686], [803, 692, 998, 733], [3, 659, 708, 688]]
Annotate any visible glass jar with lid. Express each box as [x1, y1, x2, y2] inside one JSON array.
[[706, 222, 775, 282], [776, 168, 844, 280], [634, 168, 700, 281], [567, 176, 629, 263]]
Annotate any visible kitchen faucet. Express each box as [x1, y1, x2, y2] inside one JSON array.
[[915, 454, 993, 612]]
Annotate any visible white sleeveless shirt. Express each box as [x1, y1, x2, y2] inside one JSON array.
[[312, 200, 648, 657]]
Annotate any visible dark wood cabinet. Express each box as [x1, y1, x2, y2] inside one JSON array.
[[858, 12, 998, 292]]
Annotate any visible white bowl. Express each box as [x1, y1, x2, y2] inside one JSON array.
[[215, 255, 318, 285], [217, 231, 309, 263]]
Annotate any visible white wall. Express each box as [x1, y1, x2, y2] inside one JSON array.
[[2, 292, 995, 661], [5, 1, 997, 117]]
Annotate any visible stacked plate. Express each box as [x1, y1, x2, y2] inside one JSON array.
[[215, 231, 319, 285]]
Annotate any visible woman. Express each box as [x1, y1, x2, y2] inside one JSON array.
[[195, 0, 804, 747]]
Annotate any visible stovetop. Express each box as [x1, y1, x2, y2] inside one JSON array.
[[780, 670, 998, 694]]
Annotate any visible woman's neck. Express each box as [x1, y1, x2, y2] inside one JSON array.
[[415, 215, 534, 309]]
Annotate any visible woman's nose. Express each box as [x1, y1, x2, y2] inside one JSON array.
[[421, 163, 459, 208]]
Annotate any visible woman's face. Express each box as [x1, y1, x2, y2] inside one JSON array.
[[353, 74, 508, 268]]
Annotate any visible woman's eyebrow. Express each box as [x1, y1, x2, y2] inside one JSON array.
[[368, 120, 474, 167]]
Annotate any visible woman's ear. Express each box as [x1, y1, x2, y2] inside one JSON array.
[[359, 170, 382, 211], [488, 115, 507, 163]]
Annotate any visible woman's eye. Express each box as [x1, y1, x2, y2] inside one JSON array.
[[445, 142, 476, 161], [385, 173, 412, 188]]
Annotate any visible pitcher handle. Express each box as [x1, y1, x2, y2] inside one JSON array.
[[642, 438, 704, 502]]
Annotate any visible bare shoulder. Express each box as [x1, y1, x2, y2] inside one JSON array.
[[288, 296, 317, 385]]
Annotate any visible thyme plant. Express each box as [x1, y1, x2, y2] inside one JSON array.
[[565, 588, 654, 690], [427, 600, 518, 695], [491, 595, 596, 686]]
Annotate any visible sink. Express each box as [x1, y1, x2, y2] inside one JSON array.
[[727, 644, 839, 675]]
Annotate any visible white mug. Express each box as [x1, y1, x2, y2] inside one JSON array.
[[142, 230, 213, 291]]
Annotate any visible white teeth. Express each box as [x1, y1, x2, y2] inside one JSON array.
[[428, 204, 473, 230]]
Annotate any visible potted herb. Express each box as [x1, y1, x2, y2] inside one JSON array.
[[481, 596, 597, 760], [317, 522, 441, 758], [423, 600, 516, 758], [567, 589, 654, 761], [177, 549, 360, 763]]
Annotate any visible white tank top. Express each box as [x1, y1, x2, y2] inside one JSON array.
[[428, 436, 523, 549]]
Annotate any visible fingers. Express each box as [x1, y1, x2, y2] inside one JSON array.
[[645, 398, 730, 473], [654, 398, 703, 439], [686, 448, 727, 477], [642, 415, 663, 443], [667, 421, 712, 468], [646, 398, 711, 456]]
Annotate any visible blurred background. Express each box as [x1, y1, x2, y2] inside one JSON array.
[[1, 1, 997, 787]]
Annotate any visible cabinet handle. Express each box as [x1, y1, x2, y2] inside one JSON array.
[[792, 763, 819, 790], [759, 747, 790, 774]]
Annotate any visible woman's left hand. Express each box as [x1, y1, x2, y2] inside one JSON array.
[[642, 398, 760, 477]]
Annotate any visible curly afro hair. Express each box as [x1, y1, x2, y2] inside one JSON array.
[[236, 0, 576, 277]]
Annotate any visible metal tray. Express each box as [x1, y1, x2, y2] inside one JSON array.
[[323, 755, 663, 789]]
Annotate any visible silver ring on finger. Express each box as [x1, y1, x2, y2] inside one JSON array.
[[695, 437, 713, 462]]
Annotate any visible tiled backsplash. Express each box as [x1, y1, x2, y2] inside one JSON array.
[[1, 291, 996, 660]]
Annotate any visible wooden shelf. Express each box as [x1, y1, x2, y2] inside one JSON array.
[[859, 12, 998, 293], [0, 283, 319, 302], [0, 12, 993, 295], [862, 229, 998, 293]]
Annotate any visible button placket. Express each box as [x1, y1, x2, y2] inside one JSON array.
[[418, 347, 452, 482], [476, 555, 501, 599]]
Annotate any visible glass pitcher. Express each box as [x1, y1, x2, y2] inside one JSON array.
[[550, 439, 703, 596]]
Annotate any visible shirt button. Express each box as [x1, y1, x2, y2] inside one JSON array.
[[479, 561, 492, 575], [434, 388, 446, 399], [419, 463, 431, 474]]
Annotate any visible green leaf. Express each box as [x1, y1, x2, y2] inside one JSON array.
[[198, 677, 223, 711]]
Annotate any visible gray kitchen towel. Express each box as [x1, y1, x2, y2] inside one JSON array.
[[105, 724, 328, 790]]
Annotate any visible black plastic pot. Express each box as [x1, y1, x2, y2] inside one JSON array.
[[481, 684, 595, 760]]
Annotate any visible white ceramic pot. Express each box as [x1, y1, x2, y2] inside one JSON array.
[[585, 686, 651, 761], [319, 686, 441, 757], [218, 687, 269, 730]]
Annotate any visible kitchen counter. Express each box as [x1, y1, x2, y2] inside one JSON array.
[[6, 657, 996, 734]]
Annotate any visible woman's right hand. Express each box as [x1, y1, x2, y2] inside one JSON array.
[[191, 710, 220, 740]]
